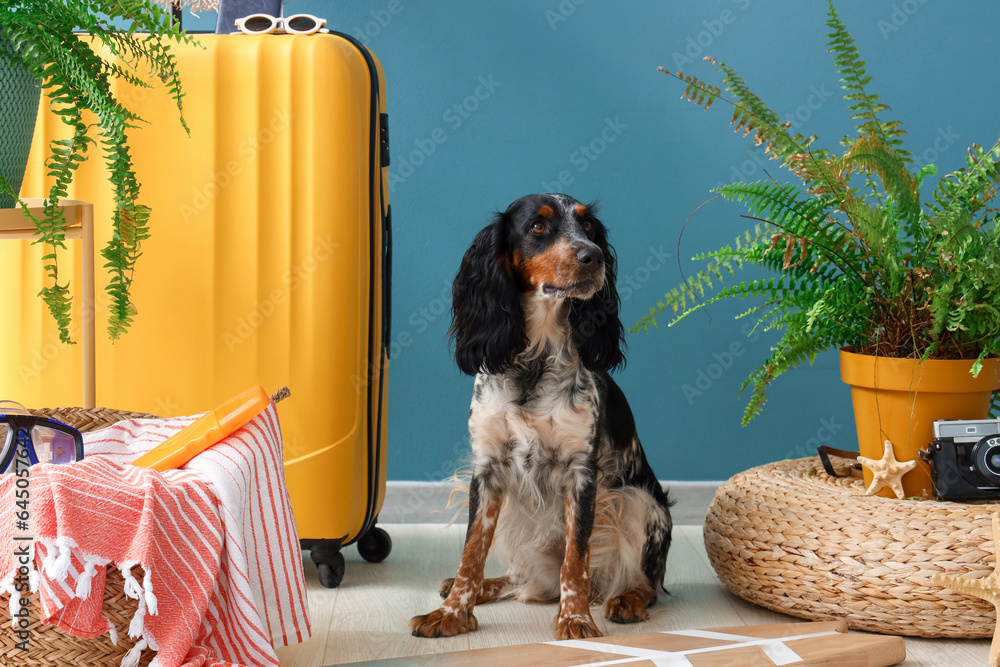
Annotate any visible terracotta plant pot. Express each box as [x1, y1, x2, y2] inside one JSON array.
[[840, 347, 1000, 499]]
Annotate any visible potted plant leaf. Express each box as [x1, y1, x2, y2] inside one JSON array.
[[0, 1, 196, 341], [634, 1, 1000, 498]]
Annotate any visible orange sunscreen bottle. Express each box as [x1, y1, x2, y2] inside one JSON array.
[[132, 385, 271, 471]]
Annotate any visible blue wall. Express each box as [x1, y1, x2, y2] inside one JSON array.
[[185, 1, 1000, 482]]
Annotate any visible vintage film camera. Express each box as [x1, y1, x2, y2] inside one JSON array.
[[920, 418, 1000, 501]]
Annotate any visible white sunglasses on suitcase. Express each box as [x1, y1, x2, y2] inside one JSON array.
[[234, 14, 329, 35]]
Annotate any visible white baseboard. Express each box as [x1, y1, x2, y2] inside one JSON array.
[[379, 480, 721, 526]]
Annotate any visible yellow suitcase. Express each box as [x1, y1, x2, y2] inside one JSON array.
[[2, 33, 391, 588]]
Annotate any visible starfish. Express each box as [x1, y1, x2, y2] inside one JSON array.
[[932, 511, 1000, 667], [857, 439, 917, 499]]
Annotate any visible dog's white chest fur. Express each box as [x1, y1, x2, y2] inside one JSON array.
[[468, 355, 598, 503]]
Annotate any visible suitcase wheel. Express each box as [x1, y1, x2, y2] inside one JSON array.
[[310, 544, 346, 589], [357, 525, 392, 564], [315, 551, 346, 588]]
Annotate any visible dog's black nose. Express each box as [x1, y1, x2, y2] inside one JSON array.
[[576, 246, 603, 266]]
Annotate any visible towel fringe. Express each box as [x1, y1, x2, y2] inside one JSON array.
[[142, 569, 158, 615], [1, 553, 33, 627], [3, 571, 19, 627], [75, 557, 101, 599], [106, 615, 119, 646], [40, 537, 58, 576], [119, 561, 143, 600], [129, 593, 146, 638], [47, 535, 79, 580], [120, 636, 148, 667]]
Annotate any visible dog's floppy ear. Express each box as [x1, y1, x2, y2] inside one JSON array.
[[450, 215, 526, 375], [570, 211, 626, 372]]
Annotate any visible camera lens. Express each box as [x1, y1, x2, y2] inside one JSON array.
[[972, 436, 1000, 485]]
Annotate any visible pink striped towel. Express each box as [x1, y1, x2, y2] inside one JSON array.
[[0, 404, 310, 666]]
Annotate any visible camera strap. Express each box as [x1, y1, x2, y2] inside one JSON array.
[[816, 445, 864, 479]]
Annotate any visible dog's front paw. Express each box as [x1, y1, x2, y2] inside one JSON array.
[[438, 577, 455, 598], [410, 607, 478, 638], [553, 612, 602, 640], [604, 594, 650, 624]]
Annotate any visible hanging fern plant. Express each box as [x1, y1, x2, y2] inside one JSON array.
[[0, 1, 197, 341], [635, 1, 1000, 424]]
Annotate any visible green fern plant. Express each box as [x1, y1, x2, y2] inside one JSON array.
[[0, 1, 197, 341], [634, 1, 1000, 424]]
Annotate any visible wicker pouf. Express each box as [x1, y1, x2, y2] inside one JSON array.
[[0, 407, 158, 666], [704, 456, 1000, 638]]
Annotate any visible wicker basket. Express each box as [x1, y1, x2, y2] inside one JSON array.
[[704, 456, 1000, 638], [1, 407, 157, 666]]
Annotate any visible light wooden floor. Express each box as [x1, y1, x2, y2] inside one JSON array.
[[275, 524, 991, 666]]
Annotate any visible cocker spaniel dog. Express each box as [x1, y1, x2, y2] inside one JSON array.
[[410, 193, 673, 640]]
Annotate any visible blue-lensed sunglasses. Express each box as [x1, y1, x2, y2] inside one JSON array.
[[0, 400, 84, 473]]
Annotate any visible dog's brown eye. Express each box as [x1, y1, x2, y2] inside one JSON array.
[[532, 222, 546, 234], [583, 221, 592, 232]]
